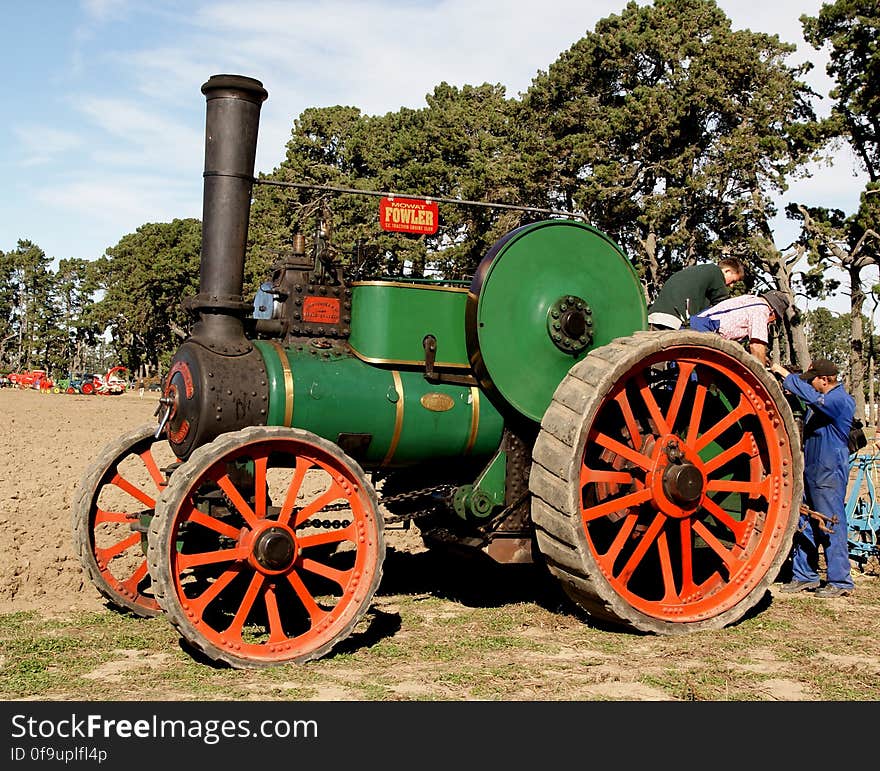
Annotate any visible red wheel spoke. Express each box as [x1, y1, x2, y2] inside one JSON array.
[[664, 362, 696, 433], [301, 557, 350, 589], [582, 487, 653, 523], [188, 568, 239, 615], [278, 457, 312, 526], [594, 432, 653, 470], [285, 570, 329, 624], [703, 434, 756, 475], [693, 520, 738, 570], [263, 586, 287, 643], [217, 473, 260, 528], [178, 545, 249, 571], [679, 519, 697, 597], [138, 448, 166, 490], [224, 573, 266, 639], [581, 467, 635, 485], [694, 396, 751, 452], [94, 508, 136, 525], [295, 483, 347, 526], [298, 523, 356, 550], [110, 474, 156, 508], [595, 513, 638, 570], [705, 477, 770, 498], [120, 560, 150, 593], [187, 509, 243, 540], [654, 530, 680, 604], [686, 382, 708, 446], [634, 373, 669, 434], [617, 512, 666, 585], [702, 497, 749, 543], [253, 455, 268, 518], [96, 532, 141, 562], [613, 390, 642, 450]]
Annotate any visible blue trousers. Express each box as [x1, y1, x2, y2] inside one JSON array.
[[791, 481, 854, 589]]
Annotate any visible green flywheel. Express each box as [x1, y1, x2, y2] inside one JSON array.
[[465, 219, 647, 422]]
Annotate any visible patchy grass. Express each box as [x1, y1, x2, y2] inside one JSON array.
[[2, 566, 879, 702]]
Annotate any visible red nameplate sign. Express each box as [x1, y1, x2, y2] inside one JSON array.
[[379, 197, 439, 235], [303, 296, 341, 324]]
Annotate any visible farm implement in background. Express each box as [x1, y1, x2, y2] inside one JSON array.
[[55, 367, 129, 395], [8, 370, 53, 391], [846, 453, 880, 569], [95, 366, 128, 395]]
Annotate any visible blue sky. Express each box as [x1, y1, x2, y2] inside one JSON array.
[[0, 0, 871, 313]]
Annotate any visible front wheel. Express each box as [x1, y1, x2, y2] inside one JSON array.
[[148, 426, 385, 668], [529, 331, 803, 634], [72, 424, 175, 616]]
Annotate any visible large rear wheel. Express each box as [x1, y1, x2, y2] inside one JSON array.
[[72, 424, 174, 616], [148, 426, 385, 668], [529, 330, 802, 634]]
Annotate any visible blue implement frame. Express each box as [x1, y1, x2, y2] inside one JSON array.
[[846, 453, 880, 567]]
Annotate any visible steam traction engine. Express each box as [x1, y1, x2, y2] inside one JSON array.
[[73, 75, 803, 668]]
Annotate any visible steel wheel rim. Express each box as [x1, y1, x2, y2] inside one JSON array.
[[162, 437, 381, 662], [579, 344, 795, 622]]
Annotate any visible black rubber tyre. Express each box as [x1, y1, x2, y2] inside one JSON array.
[[529, 330, 803, 634], [148, 426, 385, 668]]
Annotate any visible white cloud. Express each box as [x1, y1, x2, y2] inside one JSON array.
[[14, 126, 83, 167], [37, 173, 196, 221], [81, 0, 131, 23], [72, 95, 204, 175], [29, 173, 201, 261]]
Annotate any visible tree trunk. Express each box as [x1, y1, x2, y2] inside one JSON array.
[[849, 264, 866, 421]]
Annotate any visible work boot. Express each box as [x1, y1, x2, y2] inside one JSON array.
[[814, 585, 852, 598], [778, 580, 820, 593]]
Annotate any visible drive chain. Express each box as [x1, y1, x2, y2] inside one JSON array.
[[298, 484, 456, 529]]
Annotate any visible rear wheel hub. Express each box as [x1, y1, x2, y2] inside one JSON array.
[[663, 462, 704, 507]]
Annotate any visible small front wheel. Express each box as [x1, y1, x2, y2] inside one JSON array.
[[148, 426, 385, 668], [72, 424, 175, 616]]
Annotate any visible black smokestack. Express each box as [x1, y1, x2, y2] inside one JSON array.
[[190, 74, 268, 351]]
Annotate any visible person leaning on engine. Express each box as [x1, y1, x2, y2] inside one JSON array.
[[688, 290, 796, 366], [647, 258, 745, 330]]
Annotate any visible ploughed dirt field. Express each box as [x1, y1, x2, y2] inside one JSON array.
[[1, 387, 879, 701]]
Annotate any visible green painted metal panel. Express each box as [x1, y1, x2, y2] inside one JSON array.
[[348, 281, 470, 368], [469, 220, 647, 422], [254, 341, 503, 468], [254, 340, 287, 427]]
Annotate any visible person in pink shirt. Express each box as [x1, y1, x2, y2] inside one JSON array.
[[689, 290, 796, 365]]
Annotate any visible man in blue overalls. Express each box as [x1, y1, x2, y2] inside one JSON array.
[[770, 358, 856, 597]]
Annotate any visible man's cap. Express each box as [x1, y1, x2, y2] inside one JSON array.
[[762, 290, 801, 325], [799, 357, 839, 381], [761, 290, 789, 318]]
